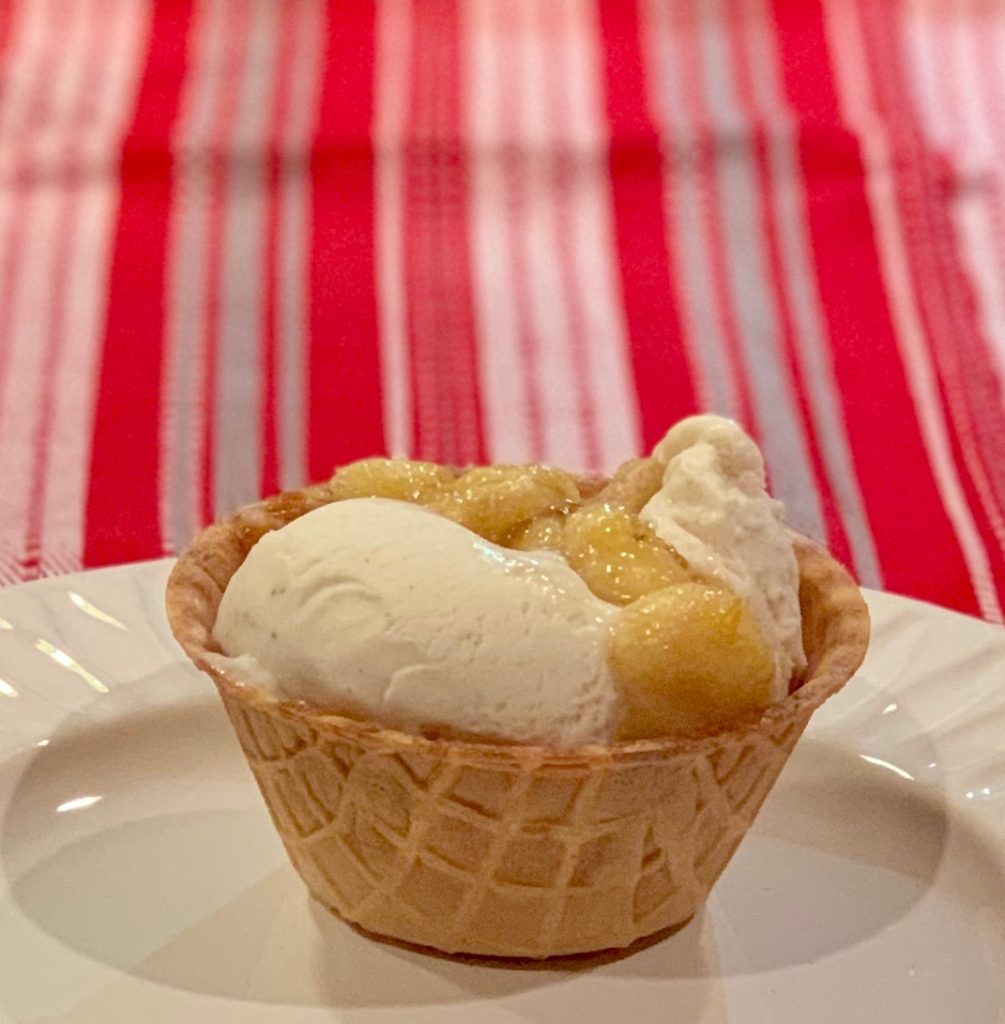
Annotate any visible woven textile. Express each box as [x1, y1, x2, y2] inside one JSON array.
[[0, 0, 1003, 620]]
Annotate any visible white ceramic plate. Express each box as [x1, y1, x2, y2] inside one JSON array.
[[1, 562, 1004, 1023]]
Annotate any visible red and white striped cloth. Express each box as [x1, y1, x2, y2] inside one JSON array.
[[0, 0, 1003, 621]]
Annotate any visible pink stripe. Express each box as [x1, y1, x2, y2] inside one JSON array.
[[493, 0, 597, 470], [553, 0, 639, 471], [508, 0, 592, 469], [261, 1, 299, 497], [401, 0, 443, 458], [0, 2, 86, 581], [23, 1, 112, 576], [553, 0, 642, 472], [496, 0, 545, 462], [372, 0, 412, 458], [198, 0, 255, 526], [35, 0, 148, 577], [162, 0, 228, 553], [537, 0, 601, 470], [0, 5, 48, 382], [672, 1, 757, 434], [274, 1, 323, 491], [0, 1, 59, 454], [462, 0, 536, 463], [402, 0, 486, 466], [374, 0, 414, 459]]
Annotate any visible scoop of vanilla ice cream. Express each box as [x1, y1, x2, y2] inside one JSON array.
[[213, 497, 619, 746], [641, 415, 806, 696]]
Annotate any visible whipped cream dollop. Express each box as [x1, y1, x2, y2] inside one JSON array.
[[641, 415, 806, 696]]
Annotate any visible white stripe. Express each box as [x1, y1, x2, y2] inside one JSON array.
[[213, 0, 280, 519], [516, 0, 586, 469], [374, 0, 414, 459], [554, 0, 642, 471], [743, 0, 882, 586], [641, 0, 742, 418], [162, 0, 231, 554], [0, 1, 92, 578], [39, 0, 151, 576], [462, 0, 533, 463], [276, 0, 325, 490], [823, 0, 1002, 621], [944, 2, 993, 164], [902, 0, 954, 149]]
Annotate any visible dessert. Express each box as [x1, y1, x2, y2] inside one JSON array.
[[167, 415, 869, 958]]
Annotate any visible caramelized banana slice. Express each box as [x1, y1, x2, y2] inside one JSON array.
[[506, 511, 567, 552], [330, 458, 455, 502], [588, 456, 664, 513], [563, 503, 689, 605], [429, 465, 580, 543], [609, 583, 776, 739]]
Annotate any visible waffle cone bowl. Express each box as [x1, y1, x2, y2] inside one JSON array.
[[166, 483, 869, 959]]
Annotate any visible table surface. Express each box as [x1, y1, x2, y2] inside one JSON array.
[[0, 0, 1002, 623]]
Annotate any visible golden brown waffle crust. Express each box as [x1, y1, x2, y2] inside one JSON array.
[[166, 481, 870, 958]]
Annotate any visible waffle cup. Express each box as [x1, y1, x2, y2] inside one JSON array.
[[167, 483, 869, 959]]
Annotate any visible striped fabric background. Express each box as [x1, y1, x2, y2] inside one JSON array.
[[0, 0, 1003, 621]]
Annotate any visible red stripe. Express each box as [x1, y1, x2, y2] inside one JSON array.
[[597, 0, 697, 451], [84, 1, 192, 567], [402, 0, 440, 460], [23, 2, 110, 577], [770, 0, 981, 614], [308, 1, 384, 478], [722, 0, 854, 570], [859, 0, 1005, 607], [0, 2, 14, 64], [402, 0, 485, 466], [260, 2, 299, 497]]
